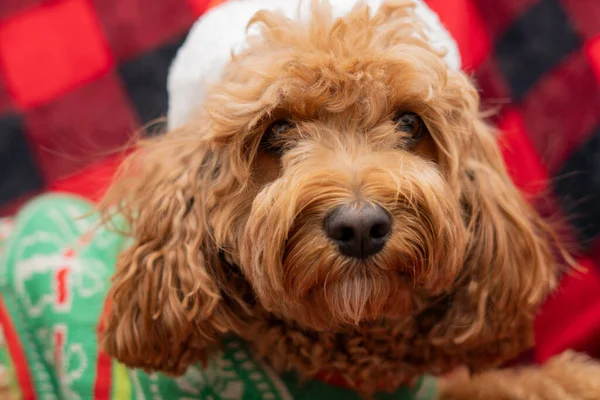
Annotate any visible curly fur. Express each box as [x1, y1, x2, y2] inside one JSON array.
[[97, 1, 593, 398], [440, 351, 600, 400]]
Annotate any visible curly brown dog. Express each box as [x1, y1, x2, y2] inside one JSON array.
[[93, 1, 600, 399]]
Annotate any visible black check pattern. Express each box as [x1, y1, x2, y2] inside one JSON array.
[[118, 35, 187, 129], [495, 0, 581, 101], [0, 114, 43, 203], [554, 127, 600, 248]]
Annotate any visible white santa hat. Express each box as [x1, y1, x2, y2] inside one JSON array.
[[167, 0, 461, 130]]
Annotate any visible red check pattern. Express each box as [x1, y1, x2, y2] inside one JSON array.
[[1, 0, 599, 369]]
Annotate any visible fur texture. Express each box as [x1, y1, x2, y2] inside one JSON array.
[[98, 1, 597, 398], [440, 352, 600, 400]]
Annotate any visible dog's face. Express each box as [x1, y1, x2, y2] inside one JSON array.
[[235, 38, 466, 330], [244, 108, 463, 329], [101, 2, 558, 376], [206, 3, 471, 330]]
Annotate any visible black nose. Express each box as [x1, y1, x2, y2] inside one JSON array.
[[324, 203, 392, 259]]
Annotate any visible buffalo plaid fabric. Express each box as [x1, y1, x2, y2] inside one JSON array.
[[0, 0, 599, 363], [0, 0, 220, 213]]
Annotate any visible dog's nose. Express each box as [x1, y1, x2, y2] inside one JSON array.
[[324, 203, 392, 259]]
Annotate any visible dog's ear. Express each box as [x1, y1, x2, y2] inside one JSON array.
[[99, 126, 249, 375], [431, 80, 560, 364]]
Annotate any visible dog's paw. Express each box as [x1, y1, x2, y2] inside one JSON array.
[[438, 351, 600, 400], [537, 350, 600, 399]]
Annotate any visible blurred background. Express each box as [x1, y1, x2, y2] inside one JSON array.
[[0, 0, 599, 359]]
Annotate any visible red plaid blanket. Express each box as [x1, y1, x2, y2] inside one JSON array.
[[1, 0, 599, 367]]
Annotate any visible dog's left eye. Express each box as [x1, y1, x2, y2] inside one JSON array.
[[260, 119, 295, 155], [393, 112, 424, 141]]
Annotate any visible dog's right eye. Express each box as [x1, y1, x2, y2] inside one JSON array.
[[393, 112, 424, 142], [260, 119, 295, 155]]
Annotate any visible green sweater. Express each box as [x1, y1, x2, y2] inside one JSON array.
[[0, 194, 437, 400]]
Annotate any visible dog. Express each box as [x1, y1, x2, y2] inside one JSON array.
[[99, 0, 600, 397], [1, 1, 600, 399]]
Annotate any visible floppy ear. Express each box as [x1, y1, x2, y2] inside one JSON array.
[[430, 80, 561, 367], [99, 126, 250, 375]]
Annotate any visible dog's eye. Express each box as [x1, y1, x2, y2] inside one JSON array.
[[260, 119, 295, 155], [393, 112, 424, 141]]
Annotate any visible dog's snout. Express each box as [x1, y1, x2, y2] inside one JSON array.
[[324, 203, 391, 259]]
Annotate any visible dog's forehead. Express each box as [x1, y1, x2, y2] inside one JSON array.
[[237, 52, 444, 124], [167, 0, 460, 130]]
